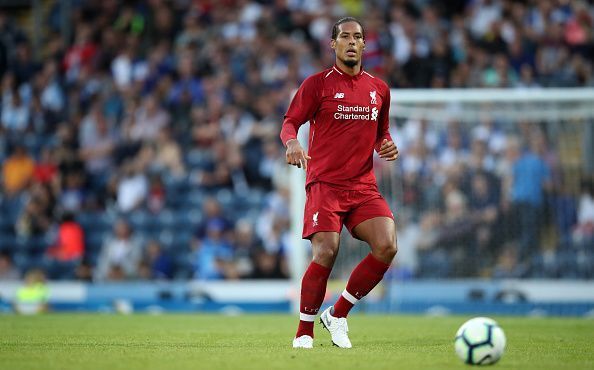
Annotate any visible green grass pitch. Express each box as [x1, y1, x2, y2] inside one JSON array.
[[1, 314, 593, 370]]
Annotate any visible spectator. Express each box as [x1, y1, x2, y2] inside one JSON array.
[[146, 174, 166, 214], [128, 93, 170, 142], [388, 210, 419, 280], [515, 64, 541, 89], [256, 186, 290, 245], [13, 269, 49, 315], [139, 240, 173, 280], [0, 0, 593, 281], [38, 60, 64, 119], [249, 138, 282, 191], [492, 245, 526, 279], [45, 212, 84, 279], [111, 35, 147, 92], [136, 126, 186, 178], [438, 124, 470, 173], [437, 190, 479, 276], [74, 261, 94, 282], [509, 133, 552, 261], [2, 145, 35, 197], [78, 99, 117, 177], [62, 25, 97, 83], [0, 252, 19, 280], [1, 89, 30, 133], [249, 247, 287, 279], [15, 197, 52, 238], [192, 197, 233, 244], [469, 171, 500, 265], [116, 161, 148, 213], [168, 53, 204, 108], [192, 219, 234, 280], [468, 138, 496, 173], [94, 220, 143, 281], [33, 147, 58, 185], [58, 172, 86, 213], [191, 139, 238, 190], [573, 178, 594, 246], [231, 219, 261, 278]]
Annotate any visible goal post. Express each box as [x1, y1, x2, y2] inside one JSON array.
[[390, 88, 594, 174], [391, 87, 594, 124], [287, 88, 594, 313], [287, 123, 309, 314]]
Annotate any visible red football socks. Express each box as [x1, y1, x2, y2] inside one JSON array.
[[332, 253, 391, 318], [296, 262, 332, 338]]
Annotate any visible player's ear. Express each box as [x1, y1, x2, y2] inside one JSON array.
[[330, 38, 336, 50]]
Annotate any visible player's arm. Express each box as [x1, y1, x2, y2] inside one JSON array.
[[280, 75, 320, 170], [375, 87, 399, 161]]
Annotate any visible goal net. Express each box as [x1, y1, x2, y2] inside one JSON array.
[[288, 87, 594, 306]]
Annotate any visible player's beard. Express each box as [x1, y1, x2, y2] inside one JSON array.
[[341, 57, 359, 68]]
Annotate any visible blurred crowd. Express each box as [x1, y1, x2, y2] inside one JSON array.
[[389, 119, 594, 280], [0, 0, 593, 281]]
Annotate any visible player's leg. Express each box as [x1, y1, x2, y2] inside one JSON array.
[[332, 216, 397, 318], [294, 231, 340, 348], [319, 194, 396, 348], [332, 192, 397, 319], [352, 216, 398, 263], [320, 217, 396, 349], [294, 183, 345, 348], [298, 233, 340, 322]]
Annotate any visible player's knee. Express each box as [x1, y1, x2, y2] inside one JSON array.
[[375, 238, 397, 262], [312, 244, 339, 266]]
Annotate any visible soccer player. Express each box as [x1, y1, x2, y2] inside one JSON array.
[[280, 17, 399, 349]]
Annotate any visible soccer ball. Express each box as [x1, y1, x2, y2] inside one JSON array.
[[454, 317, 506, 365]]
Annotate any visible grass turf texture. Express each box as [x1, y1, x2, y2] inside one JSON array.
[[1, 314, 592, 370]]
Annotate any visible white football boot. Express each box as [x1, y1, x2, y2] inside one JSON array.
[[292, 335, 313, 349], [319, 306, 352, 348]]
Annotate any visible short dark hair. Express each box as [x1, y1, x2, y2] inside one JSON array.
[[331, 17, 364, 40]]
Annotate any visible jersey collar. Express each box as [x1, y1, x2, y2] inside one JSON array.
[[332, 64, 365, 79]]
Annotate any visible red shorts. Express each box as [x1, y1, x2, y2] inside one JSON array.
[[302, 182, 394, 240]]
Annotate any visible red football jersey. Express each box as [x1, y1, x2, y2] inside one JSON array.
[[280, 64, 393, 190]]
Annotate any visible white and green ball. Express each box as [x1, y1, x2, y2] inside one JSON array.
[[454, 317, 506, 365]]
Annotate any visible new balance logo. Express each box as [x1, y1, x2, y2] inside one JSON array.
[[334, 92, 345, 99]]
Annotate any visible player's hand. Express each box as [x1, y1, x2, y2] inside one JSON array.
[[378, 139, 399, 161], [285, 139, 311, 170]]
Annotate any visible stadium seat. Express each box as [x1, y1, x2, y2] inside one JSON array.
[[171, 231, 193, 251], [0, 216, 13, 233], [417, 249, 451, 278], [529, 252, 559, 278], [85, 231, 107, 253], [187, 209, 203, 229], [556, 250, 580, 279], [0, 232, 17, 251], [187, 190, 205, 208], [19, 236, 50, 253], [166, 190, 187, 209], [128, 211, 155, 231], [157, 229, 175, 249], [155, 210, 176, 229], [185, 150, 211, 170], [2, 196, 26, 224], [171, 209, 193, 230], [23, 134, 44, 158]]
